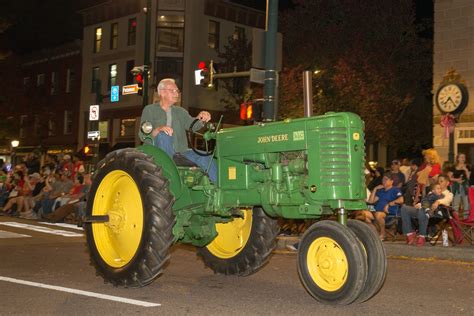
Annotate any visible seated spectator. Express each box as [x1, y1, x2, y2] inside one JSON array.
[[0, 170, 26, 215], [35, 170, 73, 217], [390, 160, 406, 189], [72, 153, 85, 179], [366, 172, 404, 240], [403, 159, 421, 206], [367, 167, 385, 192], [44, 174, 91, 223], [18, 173, 46, 219], [52, 174, 86, 209], [401, 174, 453, 247]]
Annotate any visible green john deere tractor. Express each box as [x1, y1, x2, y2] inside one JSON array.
[[84, 112, 387, 305], [84, 0, 386, 304]]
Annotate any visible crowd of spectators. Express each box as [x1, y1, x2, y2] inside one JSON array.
[[0, 153, 89, 224], [363, 148, 472, 246]]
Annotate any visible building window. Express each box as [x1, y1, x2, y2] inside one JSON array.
[[120, 119, 136, 137], [64, 111, 73, 135], [156, 15, 184, 52], [91, 67, 100, 93], [19, 115, 27, 139], [108, 64, 118, 91], [155, 57, 183, 87], [233, 26, 245, 41], [50, 71, 57, 95], [23, 77, 30, 92], [126, 60, 135, 85], [33, 115, 40, 137], [208, 20, 220, 51], [94, 27, 102, 53], [66, 68, 75, 93], [99, 121, 108, 140], [48, 118, 56, 137], [37, 74, 45, 87], [110, 23, 118, 50], [128, 18, 137, 46]]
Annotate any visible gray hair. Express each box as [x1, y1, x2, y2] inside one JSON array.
[[157, 78, 176, 97]]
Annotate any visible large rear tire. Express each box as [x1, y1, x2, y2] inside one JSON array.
[[85, 148, 175, 287], [297, 220, 368, 305], [347, 219, 387, 303], [197, 206, 279, 276]]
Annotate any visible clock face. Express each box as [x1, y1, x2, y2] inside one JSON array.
[[437, 84, 463, 113]]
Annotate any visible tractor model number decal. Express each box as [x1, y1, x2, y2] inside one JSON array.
[[293, 130, 305, 141], [257, 133, 289, 144], [228, 166, 237, 180]]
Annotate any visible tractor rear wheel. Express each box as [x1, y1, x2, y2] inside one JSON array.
[[347, 219, 387, 303], [197, 206, 279, 276], [297, 220, 368, 305], [85, 148, 175, 287]]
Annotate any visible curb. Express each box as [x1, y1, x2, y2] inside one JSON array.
[[276, 236, 474, 262]]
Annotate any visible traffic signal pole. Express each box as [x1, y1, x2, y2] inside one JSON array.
[[263, 0, 278, 121], [142, 0, 152, 107]]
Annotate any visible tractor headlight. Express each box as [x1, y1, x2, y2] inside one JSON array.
[[141, 121, 153, 135]]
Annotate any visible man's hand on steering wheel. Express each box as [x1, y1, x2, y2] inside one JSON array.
[[197, 111, 211, 123]]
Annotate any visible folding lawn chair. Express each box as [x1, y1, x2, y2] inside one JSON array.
[[384, 205, 402, 241], [450, 206, 474, 245]]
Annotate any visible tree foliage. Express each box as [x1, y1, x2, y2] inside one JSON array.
[[279, 0, 432, 153], [217, 32, 253, 110]]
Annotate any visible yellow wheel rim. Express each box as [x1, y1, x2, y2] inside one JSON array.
[[92, 170, 144, 268], [206, 209, 253, 259], [306, 237, 348, 292]]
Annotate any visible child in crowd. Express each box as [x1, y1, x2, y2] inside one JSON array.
[[418, 183, 444, 218]]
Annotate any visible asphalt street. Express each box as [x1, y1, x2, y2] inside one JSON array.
[[0, 217, 473, 315]]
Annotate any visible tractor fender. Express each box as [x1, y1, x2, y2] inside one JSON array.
[[137, 144, 183, 199]]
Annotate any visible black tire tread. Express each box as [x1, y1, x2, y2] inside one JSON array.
[[297, 220, 368, 306], [197, 207, 279, 276], [347, 219, 387, 303], [85, 148, 175, 288]]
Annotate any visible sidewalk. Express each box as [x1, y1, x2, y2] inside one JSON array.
[[276, 236, 474, 262]]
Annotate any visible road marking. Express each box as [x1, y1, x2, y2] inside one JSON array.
[[0, 276, 161, 307], [0, 222, 83, 237], [0, 230, 31, 239], [38, 222, 84, 231]]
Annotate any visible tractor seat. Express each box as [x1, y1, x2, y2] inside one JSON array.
[[173, 153, 198, 167]]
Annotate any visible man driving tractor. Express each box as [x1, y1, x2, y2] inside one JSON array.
[[139, 78, 217, 183]]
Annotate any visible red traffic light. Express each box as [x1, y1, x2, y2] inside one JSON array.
[[198, 61, 207, 70], [240, 102, 253, 121], [135, 73, 144, 84]]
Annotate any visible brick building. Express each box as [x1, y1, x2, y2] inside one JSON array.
[[433, 0, 474, 161]]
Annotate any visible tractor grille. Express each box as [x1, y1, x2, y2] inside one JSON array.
[[318, 127, 351, 187]]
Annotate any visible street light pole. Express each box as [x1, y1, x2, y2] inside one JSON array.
[[142, 0, 152, 107]]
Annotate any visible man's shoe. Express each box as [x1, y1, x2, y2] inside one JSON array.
[[416, 235, 426, 247], [406, 232, 416, 245]]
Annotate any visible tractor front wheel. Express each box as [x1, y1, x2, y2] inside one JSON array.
[[85, 148, 175, 287], [198, 206, 279, 276], [297, 220, 368, 305]]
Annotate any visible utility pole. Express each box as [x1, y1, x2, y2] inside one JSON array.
[[142, 0, 152, 107]]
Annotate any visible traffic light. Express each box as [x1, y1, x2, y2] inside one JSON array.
[[134, 72, 144, 96], [240, 101, 253, 123], [83, 145, 92, 156], [195, 60, 214, 88]]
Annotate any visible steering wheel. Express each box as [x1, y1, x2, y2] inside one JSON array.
[[187, 119, 216, 156]]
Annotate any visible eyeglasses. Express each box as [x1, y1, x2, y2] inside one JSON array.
[[160, 88, 180, 94]]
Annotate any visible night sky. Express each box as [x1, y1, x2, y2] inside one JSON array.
[[0, 0, 433, 55]]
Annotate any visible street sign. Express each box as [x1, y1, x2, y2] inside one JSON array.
[[89, 105, 99, 121], [122, 84, 139, 95], [87, 131, 100, 140], [111, 85, 119, 102]]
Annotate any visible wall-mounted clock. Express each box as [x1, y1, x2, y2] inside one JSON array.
[[435, 82, 469, 114]]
